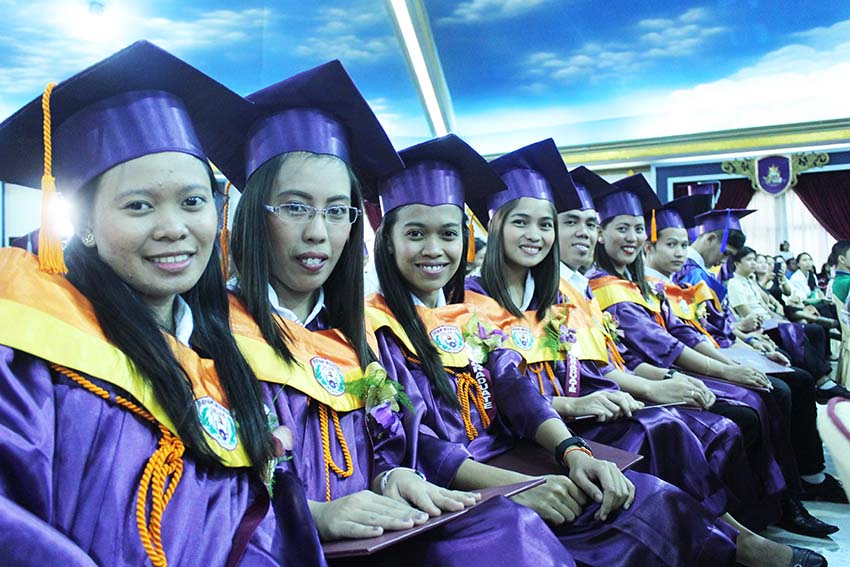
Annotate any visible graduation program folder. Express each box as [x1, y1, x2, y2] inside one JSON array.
[[486, 440, 643, 478], [322, 478, 545, 559], [568, 401, 688, 422], [721, 344, 794, 375]]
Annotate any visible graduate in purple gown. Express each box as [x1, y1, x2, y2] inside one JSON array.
[[466, 143, 738, 513], [218, 60, 573, 567], [465, 140, 827, 566], [648, 201, 847, 508], [584, 173, 836, 544], [0, 42, 326, 567], [366, 134, 750, 567]]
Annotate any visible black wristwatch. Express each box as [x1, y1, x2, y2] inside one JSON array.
[[664, 368, 677, 380], [555, 436, 592, 470]]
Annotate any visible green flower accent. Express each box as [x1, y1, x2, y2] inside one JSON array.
[[541, 304, 577, 355], [601, 311, 623, 344], [462, 313, 507, 364], [347, 362, 414, 415]]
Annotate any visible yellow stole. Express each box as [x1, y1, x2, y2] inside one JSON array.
[[646, 277, 720, 348], [589, 274, 662, 313], [557, 279, 611, 364], [229, 296, 366, 412], [0, 248, 250, 467], [366, 292, 563, 366]]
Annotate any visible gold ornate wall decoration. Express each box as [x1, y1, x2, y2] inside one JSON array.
[[721, 152, 829, 196]]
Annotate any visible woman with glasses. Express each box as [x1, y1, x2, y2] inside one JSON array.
[[223, 61, 573, 566], [0, 42, 326, 567]]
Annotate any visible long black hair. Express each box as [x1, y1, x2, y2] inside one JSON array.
[[480, 199, 560, 320], [594, 216, 652, 299], [67, 169, 273, 478], [230, 152, 375, 370], [374, 206, 468, 406], [795, 251, 818, 291]]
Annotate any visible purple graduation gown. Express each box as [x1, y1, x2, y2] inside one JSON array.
[[675, 259, 808, 366], [266, 314, 574, 567], [586, 267, 787, 527], [376, 325, 738, 566], [464, 277, 754, 521], [0, 345, 319, 567]]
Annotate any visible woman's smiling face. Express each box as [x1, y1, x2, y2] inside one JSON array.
[[600, 214, 646, 269]]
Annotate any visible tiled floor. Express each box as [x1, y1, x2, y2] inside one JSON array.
[[760, 406, 850, 567]]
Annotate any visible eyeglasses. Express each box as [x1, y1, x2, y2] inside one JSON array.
[[264, 203, 361, 225]]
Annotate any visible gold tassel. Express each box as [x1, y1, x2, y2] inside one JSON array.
[[466, 213, 475, 264], [650, 208, 657, 243], [38, 82, 67, 274], [220, 181, 231, 280]]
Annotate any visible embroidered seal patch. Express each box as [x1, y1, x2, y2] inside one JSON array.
[[511, 326, 535, 351], [310, 356, 346, 396], [196, 396, 238, 451], [430, 325, 465, 353], [679, 299, 690, 315]]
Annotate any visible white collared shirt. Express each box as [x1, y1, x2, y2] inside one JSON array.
[[687, 247, 707, 269], [559, 262, 589, 296], [268, 285, 325, 327], [519, 271, 535, 312], [644, 265, 672, 283], [411, 289, 447, 308], [173, 295, 194, 347]]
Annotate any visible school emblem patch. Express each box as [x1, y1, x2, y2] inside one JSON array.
[[196, 396, 238, 451], [511, 326, 535, 351], [679, 299, 691, 316], [311, 356, 346, 396], [430, 325, 465, 353]]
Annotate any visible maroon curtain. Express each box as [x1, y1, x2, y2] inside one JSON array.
[[794, 169, 850, 239], [714, 178, 754, 209]]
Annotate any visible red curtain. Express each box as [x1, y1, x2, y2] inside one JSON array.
[[794, 169, 850, 239], [714, 178, 754, 209]]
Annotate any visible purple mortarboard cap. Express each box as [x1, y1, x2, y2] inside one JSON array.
[[366, 134, 503, 215], [687, 181, 720, 197], [590, 173, 661, 223], [647, 194, 713, 242], [465, 139, 570, 226], [566, 166, 612, 213], [692, 207, 755, 246], [0, 40, 246, 193], [217, 60, 402, 190]]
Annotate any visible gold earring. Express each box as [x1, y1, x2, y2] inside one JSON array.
[[83, 233, 95, 246]]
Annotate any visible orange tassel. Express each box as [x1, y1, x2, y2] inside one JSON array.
[[219, 181, 231, 280], [650, 208, 657, 243], [466, 214, 475, 264], [38, 82, 67, 274]]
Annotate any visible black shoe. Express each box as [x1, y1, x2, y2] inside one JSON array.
[[778, 496, 839, 537], [815, 382, 850, 405], [801, 473, 849, 504], [788, 545, 828, 567]]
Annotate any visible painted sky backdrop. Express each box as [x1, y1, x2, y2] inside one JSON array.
[[1, 0, 849, 154]]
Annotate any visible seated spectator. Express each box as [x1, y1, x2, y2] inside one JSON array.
[[830, 240, 850, 304]]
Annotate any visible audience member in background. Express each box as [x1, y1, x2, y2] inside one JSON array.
[[829, 240, 850, 304], [466, 237, 487, 275], [786, 257, 798, 279], [728, 247, 850, 404], [790, 252, 839, 339]]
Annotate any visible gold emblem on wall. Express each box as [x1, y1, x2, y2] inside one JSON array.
[[721, 152, 829, 196]]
